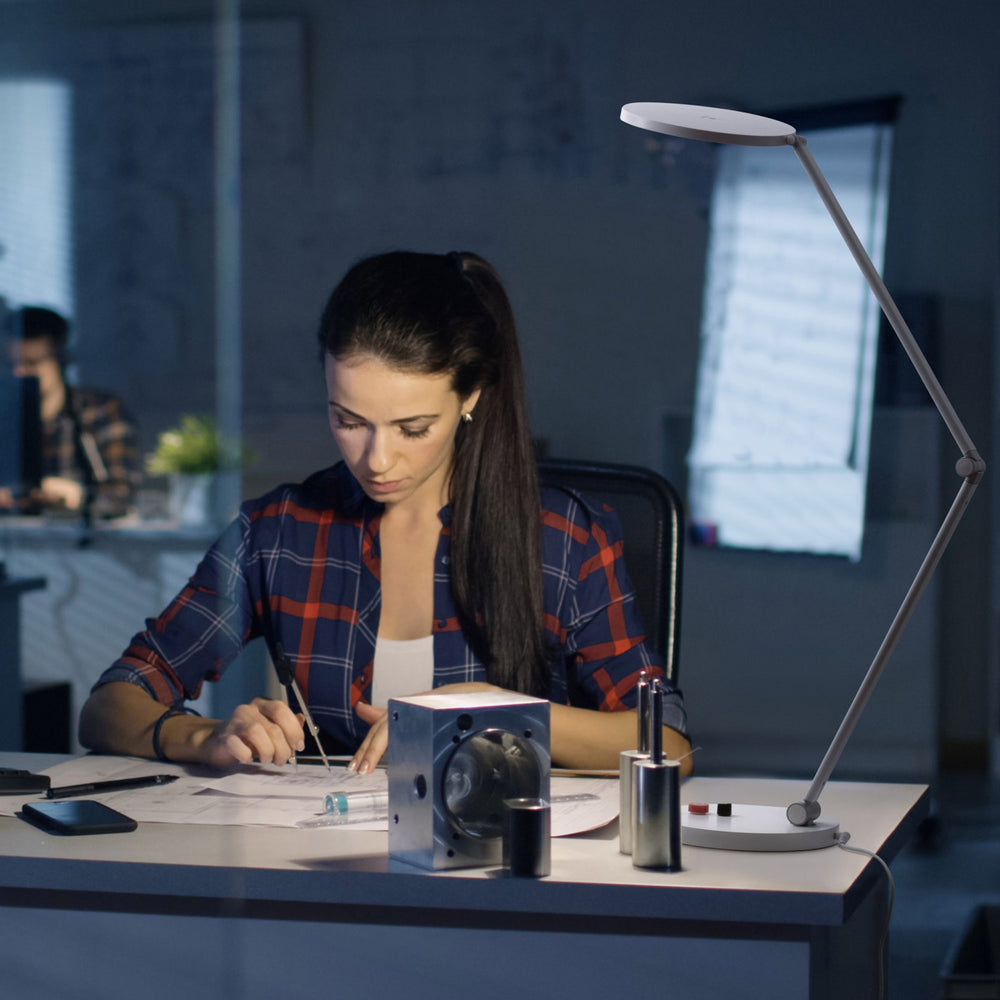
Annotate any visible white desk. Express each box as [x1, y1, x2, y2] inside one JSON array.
[[0, 755, 927, 1000]]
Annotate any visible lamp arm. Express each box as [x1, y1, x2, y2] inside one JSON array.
[[789, 136, 982, 466], [784, 136, 986, 827], [788, 476, 981, 825]]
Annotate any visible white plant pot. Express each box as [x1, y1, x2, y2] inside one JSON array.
[[168, 473, 213, 527]]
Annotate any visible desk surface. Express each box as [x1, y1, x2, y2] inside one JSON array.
[[0, 515, 218, 545], [0, 754, 927, 931]]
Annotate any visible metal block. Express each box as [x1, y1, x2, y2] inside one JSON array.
[[388, 692, 550, 870]]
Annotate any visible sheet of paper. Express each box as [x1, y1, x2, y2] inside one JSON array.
[[0, 756, 205, 817], [2, 757, 620, 835], [200, 765, 389, 829], [0, 756, 369, 827], [550, 777, 619, 836]]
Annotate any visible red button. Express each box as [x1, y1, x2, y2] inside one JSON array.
[[688, 803, 710, 814]]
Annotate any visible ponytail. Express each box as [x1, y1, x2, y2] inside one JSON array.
[[448, 253, 549, 696]]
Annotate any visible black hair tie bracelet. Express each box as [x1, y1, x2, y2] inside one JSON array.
[[152, 706, 201, 762]]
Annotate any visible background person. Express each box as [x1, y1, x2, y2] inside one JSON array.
[[5, 306, 142, 519]]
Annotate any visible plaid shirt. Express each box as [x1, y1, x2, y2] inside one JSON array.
[[98, 462, 688, 752], [45, 387, 142, 518]]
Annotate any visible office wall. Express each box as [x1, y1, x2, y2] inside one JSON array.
[[1, 0, 996, 773]]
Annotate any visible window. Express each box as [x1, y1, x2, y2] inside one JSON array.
[[0, 79, 73, 316], [687, 100, 897, 560]]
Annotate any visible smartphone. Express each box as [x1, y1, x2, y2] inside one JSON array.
[[21, 799, 137, 835]]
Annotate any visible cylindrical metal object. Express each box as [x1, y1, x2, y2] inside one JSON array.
[[636, 673, 651, 755], [631, 758, 681, 871], [619, 749, 649, 854], [503, 797, 551, 877], [649, 678, 663, 762]]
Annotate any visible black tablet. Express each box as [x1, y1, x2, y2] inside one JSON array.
[[21, 799, 137, 835]]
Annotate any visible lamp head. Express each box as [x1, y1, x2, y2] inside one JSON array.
[[620, 102, 795, 147]]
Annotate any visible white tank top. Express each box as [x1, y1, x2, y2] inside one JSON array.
[[371, 634, 435, 707]]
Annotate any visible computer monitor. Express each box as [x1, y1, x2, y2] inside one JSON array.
[[0, 372, 43, 500]]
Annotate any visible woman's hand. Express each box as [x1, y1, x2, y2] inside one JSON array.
[[349, 682, 500, 774], [79, 682, 307, 769], [349, 701, 388, 774], [38, 475, 84, 511], [199, 697, 305, 768]]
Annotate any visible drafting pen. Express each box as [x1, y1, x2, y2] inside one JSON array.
[[46, 774, 178, 799]]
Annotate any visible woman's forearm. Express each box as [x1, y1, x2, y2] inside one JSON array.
[[78, 682, 218, 762], [549, 703, 692, 774]]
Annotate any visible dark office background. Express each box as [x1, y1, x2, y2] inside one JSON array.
[[1, 3, 998, 997], [0, 0, 996, 794]]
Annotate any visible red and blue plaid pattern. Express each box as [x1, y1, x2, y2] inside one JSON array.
[[97, 463, 688, 752], [44, 386, 142, 518]]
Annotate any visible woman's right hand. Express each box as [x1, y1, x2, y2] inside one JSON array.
[[199, 698, 305, 768], [79, 682, 307, 769]]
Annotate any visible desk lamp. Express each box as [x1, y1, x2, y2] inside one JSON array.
[[620, 102, 985, 850]]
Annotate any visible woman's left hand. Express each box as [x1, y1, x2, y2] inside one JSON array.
[[349, 701, 388, 774], [349, 682, 500, 774]]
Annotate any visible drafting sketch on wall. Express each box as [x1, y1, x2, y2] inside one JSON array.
[[336, 25, 596, 182]]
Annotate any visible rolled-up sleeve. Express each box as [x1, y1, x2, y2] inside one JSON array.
[[94, 512, 255, 706]]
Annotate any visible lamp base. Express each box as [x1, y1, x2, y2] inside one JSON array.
[[681, 804, 840, 851]]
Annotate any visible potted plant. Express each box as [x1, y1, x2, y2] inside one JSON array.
[[147, 414, 247, 526]]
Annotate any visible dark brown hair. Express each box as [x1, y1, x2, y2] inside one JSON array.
[[317, 251, 549, 696], [15, 306, 70, 369]]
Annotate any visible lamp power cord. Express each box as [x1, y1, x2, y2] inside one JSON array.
[[836, 831, 895, 1000]]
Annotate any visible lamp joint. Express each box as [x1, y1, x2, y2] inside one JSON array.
[[787, 800, 821, 827], [955, 450, 986, 483]]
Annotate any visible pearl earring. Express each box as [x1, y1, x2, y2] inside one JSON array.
[[461, 412, 473, 424]]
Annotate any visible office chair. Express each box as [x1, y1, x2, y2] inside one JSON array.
[[538, 458, 684, 684]]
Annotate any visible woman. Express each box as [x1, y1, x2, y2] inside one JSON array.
[[79, 251, 690, 772]]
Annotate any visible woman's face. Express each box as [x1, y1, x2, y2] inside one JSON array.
[[325, 352, 480, 512]]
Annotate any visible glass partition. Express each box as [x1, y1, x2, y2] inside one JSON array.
[[0, 1, 270, 749]]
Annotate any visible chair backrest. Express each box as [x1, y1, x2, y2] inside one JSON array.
[[538, 458, 684, 684]]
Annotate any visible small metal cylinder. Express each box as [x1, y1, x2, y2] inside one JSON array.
[[503, 797, 551, 877], [636, 673, 651, 755], [619, 749, 649, 854], [631, 758, 682, 871]]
